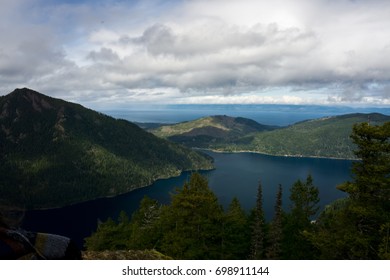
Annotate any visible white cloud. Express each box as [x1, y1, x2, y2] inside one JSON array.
[[0, 0, 390, 108]]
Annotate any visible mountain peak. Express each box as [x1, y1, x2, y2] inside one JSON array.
[[2, 88, 54, 115], [10, 87, 41, 95], [7, 87, 48, 100]]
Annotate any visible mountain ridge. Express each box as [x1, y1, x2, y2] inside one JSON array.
[[151, 115, 278, 148], [0, 88, 213, 209]]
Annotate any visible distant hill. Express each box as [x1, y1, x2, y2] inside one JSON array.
[[151, 113, 390, 159], [0, 88, 213, 209], [151, 115, 278, 148], [244, 113, 390, 159]]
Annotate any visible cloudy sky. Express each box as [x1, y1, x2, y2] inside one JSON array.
[[1, 0, 390, 108]]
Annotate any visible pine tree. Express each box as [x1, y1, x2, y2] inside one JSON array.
[[379, 223, 390, 259], [84, 213, 131, 251], [283, 175, 320, 259], [128, 196, 161, 250], [266, 184, 283, 259], [340, 122, 390, 259], [290, 175, 320, 223], [159, 173, 224, 259], [309, 121, 390, 259], [223, 197, 250, 259], [249, 181, 266, 259]]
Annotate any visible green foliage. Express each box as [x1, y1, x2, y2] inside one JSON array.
[[127, 197, 162, 250], [249, 181, 266, 259], [290, 175, 320, 222], [310, 121, 390, 259], [282, 175, 320, 259], [159, 173, 224, 259], [85, 196, 162, 251], [345, 122, 390, 202], [306, 198, 358, 259], [222, 197, 251, 259], [266, 185, 283, 259], [85, 173, 252, 259], [84, 215, 131, 251], [0, 88, 213, 209], [379, 223, 390, 260], [84, 173, 322, 260]]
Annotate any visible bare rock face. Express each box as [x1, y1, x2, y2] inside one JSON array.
[[21, 89, 53, 112]]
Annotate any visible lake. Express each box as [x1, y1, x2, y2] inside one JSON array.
[[23, 150, 352, 248]]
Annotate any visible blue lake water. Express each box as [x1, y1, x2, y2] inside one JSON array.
[[23, 150, 352, 248]]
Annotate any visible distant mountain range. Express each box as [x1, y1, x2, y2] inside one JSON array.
[[151, 113, 390, 159], [0, 88, 213, 209]]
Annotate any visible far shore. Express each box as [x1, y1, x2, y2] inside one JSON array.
[[195, 147, 358, 161]]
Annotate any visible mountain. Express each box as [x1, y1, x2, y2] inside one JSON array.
[[0, 88, 213, 209], [151, 113, 390, 159], [151, 115, 278, 148]]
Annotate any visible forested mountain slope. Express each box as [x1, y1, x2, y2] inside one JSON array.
[[0, 88, 213, 209], [245, 113, 390, 159]]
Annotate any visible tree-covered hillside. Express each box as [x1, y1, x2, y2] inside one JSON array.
[[0, 88, 213, 209], [151, 115, 277, 148], [151, 113, 390, 159], [244, 113, 390, 159]]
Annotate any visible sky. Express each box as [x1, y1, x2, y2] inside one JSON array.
[[1, 0, 390, 109]]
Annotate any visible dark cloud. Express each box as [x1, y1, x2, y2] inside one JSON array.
[[87, 48, 120, 62]]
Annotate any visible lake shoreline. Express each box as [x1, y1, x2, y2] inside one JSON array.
[[194, 147, 358, 161], [30, 166, 215, 211]]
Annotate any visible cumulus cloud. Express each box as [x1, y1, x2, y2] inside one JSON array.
[[93, 22, 321, 91], [0, 0, 390, 107]]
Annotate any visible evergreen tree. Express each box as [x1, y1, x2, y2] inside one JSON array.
[[345, 122, 389, 259], [223, 197, 250, 259], [379, 223, 390, 259], [283, 175, 319, 259], [249, 181, 266, 259], [348, 122, 390, 202], [159, 173, 224, 259], [342, 122, 390, 244], [128, 196, 162, 250], [312, 122, 390, 259], [290, 175, 320, 222], [84, 197, 162, 252], [84, 212, 131, 251], [266, 184, 283, 259]]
